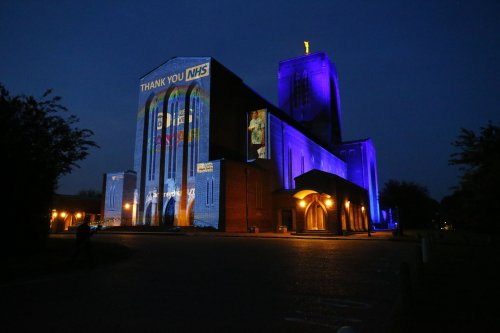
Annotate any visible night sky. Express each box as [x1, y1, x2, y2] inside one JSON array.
[[1, 0, 499, 201]]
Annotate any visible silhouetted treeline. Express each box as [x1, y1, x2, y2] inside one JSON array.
[[0, 83, 98, 251]]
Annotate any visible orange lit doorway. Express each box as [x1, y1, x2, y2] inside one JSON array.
[[306, 201, 326, 230]]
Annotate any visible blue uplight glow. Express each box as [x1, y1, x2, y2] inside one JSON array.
[[278, 52, 342, 146], [278, 51, 380, 223], [270, 114, 347, 189]]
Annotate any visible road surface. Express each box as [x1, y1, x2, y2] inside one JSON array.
[[3, 233, 417, 332]]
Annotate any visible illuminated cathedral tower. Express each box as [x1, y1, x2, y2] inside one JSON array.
[[278, 51, 343, 147], [278, 49, 380, 223]]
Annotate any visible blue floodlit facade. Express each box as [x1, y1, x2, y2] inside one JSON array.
[[103, 51, 381, 234]]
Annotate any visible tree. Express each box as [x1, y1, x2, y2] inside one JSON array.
[[440, 191, 470, 230], [77, 189, 101, 199], [379, 180, 439, 233], [448, 121, 500, 230], [0, 83, 98, 251]]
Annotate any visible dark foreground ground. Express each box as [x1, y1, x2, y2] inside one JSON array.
[[0, 228, 500, 333], [388, 231, 500, 332]]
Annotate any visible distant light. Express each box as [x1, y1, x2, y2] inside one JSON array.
[[52, 211, 58, 218], [345, 201, 350, 209], [361, 206, 365, 212], [325, 199, 333, 207], [60, 212, 67, 218], [76, 213, 82, 219], [124, 203, 131, 210], [299, 200, 306, 208]]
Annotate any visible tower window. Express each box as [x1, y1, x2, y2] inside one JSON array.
[[292, 71, 309, 113]]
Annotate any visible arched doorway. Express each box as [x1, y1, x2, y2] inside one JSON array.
[[144, 202, 152, 226], [163, 198, 175, 227], [187, 199, 195, 226], [305, 200, 326, 231]]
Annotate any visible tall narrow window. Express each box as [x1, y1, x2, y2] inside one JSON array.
[[147, 97, 159, 181], [205, 177, 215, 206], [211, 177, 215, 205], [301, 154, 305, 174], [301, 70, 309, 106], [167, 89, 180, 179], [167, 100, 174, 178], [206, 178, 210, 206], [293, 73, 300, 109], [288, 147, 293, 188], [189, 88, 200, 177], [292, 71, 309, 117], [108, 184, 115, 209], [172, 100, 178, 179]]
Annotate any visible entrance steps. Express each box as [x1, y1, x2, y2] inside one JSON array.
[[292, 230, 339, 237]]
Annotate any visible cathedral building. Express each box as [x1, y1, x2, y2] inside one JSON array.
[[103, 50, 380, 234]]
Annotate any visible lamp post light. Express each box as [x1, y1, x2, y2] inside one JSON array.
[[123, 203, 131, 225], [344, 201, 350, 236], [50, 210, 58, 231], [59, 212, 68, 231], [75, 212, 82, 227]]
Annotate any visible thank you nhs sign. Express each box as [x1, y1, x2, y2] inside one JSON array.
[[185, 63, 209, 81], [140, 62, 210, 92]]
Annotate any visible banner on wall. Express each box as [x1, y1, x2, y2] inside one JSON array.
[[247, 109, 269, 161]]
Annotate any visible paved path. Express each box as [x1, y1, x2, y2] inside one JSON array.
[[2, 233, 416, 333]]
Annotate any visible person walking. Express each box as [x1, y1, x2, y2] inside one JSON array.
[[70, 220, 99, 264]]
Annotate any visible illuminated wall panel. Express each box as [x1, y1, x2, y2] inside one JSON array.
[[102, 171, 136, 226], [134, 58, 211, 226], [193, 160, 221, 229], [335, 139, 380, 223], [269, 114, 347, 189]]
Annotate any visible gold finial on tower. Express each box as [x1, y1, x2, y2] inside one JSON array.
[[304, 41, 310, 55]]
